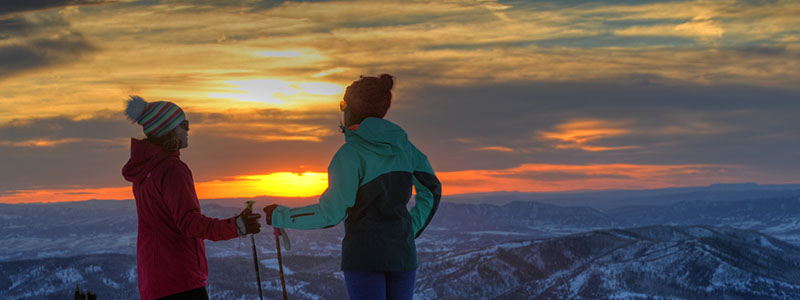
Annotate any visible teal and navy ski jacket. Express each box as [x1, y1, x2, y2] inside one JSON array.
[[270, 117, 441, 272]]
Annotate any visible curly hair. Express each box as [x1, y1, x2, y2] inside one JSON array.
[[144, 129, 181, 152]]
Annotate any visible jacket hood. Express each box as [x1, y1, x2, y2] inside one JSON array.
[[345, 117, 410, 156], [122, 138, 179, 184]]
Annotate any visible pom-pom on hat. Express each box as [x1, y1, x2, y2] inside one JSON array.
[[124, 95, 186, 137], [343, 74, 394, 119]]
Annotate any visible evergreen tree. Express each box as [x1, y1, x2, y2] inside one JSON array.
[[74, 284, 85, 300], [74, 283, 97, 300]]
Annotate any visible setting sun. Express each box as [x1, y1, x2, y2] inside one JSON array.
[[196, 172, 329, 199], [239, 172, 329, 197], [0, 172, 332, 203]]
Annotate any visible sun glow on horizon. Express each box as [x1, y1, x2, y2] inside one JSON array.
[[1, 163, 771, 204], [196, 172, 329, 199], [0, 172, 330, 204]]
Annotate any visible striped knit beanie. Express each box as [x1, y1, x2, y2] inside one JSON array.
[[124, 95, 186, 137]]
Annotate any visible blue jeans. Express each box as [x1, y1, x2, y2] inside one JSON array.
[[344, 270, 416, 300]]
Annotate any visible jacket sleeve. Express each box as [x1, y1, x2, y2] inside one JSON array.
[[409, 145, 442, 238], [162, 160, 239, 241], [271, 146, 360, 229]]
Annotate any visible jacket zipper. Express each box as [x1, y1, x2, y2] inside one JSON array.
[[290, 212, 315, 222]]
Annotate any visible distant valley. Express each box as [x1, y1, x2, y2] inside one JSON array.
[[3, 225, 800, 299], [2, 184, 800, 299]]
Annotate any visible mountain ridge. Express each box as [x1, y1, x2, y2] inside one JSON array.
[[3, 225, 800, 300], [416, 225, 800, 300]]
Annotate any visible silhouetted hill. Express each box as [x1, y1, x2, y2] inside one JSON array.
[[444, 183, 800, 209], [606, 196, 800, 245]]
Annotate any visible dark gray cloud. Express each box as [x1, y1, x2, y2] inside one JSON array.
[[499, 0, 671, 5], [0, 0, 107, 16], [0, 17, 35, 39], [0, 12, 70, 37], [0, 108, 344, 191], [729, 45, 787, 56], [0, 10, 96, 80], [2, 80, 799, 193], [0, 113, 134, 191], [0, 32, 95, 79], [122, 0, 329, 13], [390, 80, 800, 177], [423, 35, 698, 51]]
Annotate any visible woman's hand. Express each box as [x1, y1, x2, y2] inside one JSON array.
[[263, 204, 279, 226], [235, 208, 261, 236]]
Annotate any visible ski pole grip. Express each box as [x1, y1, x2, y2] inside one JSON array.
[[246, 200, 255, 211], [273, 227, 281, 236]]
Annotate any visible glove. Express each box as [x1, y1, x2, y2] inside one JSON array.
[[263, 204, 278, 226], [235, 208, 261, 236]]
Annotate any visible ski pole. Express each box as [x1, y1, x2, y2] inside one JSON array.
[[246, 200, 264, 300], [274, 227, 288, 300]]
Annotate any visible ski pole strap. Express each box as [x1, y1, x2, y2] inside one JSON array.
[[273, 228, 291, 251]]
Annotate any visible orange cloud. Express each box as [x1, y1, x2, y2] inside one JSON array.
[[3, 0, 799, 124], [539, 119, 639, 152], [438, 163, 743, 195], [475, 146, 514, 152], [1, 164, 751, 204], [0, 138, 129, 148], [184, 108, 339, 142], [0, 172, 330, 204], [0, 186, 133, 204], [0, 138, 82, 147], [615, 15, 724, 40]]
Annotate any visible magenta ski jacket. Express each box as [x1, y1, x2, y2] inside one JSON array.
[[122, 138, 239, 300]]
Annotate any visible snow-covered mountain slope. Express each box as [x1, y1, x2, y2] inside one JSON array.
[[0, 253, 139, 300], [0, 253, 347, 300], [0, 200, 138, 261], [432, 201, 620, 233], [416, 225, 800, 300], [3, 225, 799, 300], [3, 196, 800, 262], [0, 200, 243, 261], [0, 200, 622, 261], [606, 196, 800, 245]]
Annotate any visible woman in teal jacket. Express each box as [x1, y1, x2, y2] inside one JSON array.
[[263, 74, 441, 300]]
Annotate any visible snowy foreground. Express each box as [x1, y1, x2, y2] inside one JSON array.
[[2, 192, 800, 299], [2, 225, 800, 299]]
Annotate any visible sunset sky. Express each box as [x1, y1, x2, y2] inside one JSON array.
[[1, 0, 799, 203]]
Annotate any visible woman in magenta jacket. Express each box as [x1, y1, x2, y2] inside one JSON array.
[[122, 96, 261, 300]]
